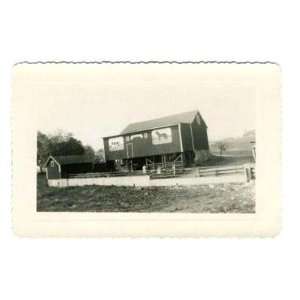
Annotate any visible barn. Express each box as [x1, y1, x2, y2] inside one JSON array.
[[44, 155, 94, 179], [103, 110, 209, 171]]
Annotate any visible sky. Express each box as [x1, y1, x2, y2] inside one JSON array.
[[35, 65, 256, 150]]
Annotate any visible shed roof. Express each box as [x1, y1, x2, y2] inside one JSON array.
[[121, 110, 205, 135], [44, 155, 94, 167]]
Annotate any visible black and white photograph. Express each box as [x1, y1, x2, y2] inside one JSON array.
[[11, 62, 280, 238], [35, 65, 256, 214], [1, 1, 299, 299]]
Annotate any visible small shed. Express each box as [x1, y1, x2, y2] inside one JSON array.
[[44, 155, 94, 179]]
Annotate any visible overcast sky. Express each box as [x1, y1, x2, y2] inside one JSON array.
[[35, 65, 256, 150]]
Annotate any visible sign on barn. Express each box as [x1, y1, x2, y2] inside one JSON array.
[[108, 136, 124, 151], [151, 127, 172, 145]]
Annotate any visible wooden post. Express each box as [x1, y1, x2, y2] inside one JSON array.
[[244, 165, 250, 182]]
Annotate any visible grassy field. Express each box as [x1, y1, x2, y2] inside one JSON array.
[[37, 174, 255, 213]]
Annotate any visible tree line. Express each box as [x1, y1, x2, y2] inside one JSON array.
[[37, 131, 104, 171]]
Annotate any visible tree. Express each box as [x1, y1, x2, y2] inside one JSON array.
[[37, 131, 50, 172], [48, 136, 85, 156], [84, 145, 95, 159], [95, 149, 105, 162], [37, 131, 86, 171], [216, 142, 227, 156]]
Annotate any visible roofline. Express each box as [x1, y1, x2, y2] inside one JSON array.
[[43, 155, 94, 167], [103, 134, 126, 139], [104, 123, 183, 139], [196, 111, 208, 128], [43, 155, 61, 168]]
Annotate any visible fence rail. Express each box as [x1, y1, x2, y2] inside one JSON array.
[[198, 166, 245, 177], [68, 164, 255, 181], [148, 162, 185, 179], [69, 171, 133, 178]]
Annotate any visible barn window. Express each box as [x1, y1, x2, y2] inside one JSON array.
[[196, 115, 201, 125], [125, 136, 130, 142], [143, 132, 148, 139], [50, 161, 55, 167]]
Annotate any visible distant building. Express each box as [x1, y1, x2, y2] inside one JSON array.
[[103, 110, 209, 170]]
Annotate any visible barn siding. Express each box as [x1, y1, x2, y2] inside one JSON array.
[[47, 161, 60, 179], [103, 137, 126, 161], [180, 123, 193, 151], [191, 117, 209, 150], [61, 163, 93, 178]]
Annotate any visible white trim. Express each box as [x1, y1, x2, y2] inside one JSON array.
[[178, 123, 183, 152], [45, 168, 48, 180], [190, 124, 195, 151], [102, 139, 108, 162], [43, 155, 60, 169], [126, 143, 134, 158], [44, 155, 62, 178]]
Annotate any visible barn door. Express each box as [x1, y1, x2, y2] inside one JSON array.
[[126, 143, 133, 158]]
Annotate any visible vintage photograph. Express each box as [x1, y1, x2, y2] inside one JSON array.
[[36, 67, 256, 214]]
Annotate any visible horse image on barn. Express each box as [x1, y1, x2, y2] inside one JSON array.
[[103, 110, 210, 171]]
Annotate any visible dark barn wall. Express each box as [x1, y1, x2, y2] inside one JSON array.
[[104, 125, 182, 161], [47, 162, 60, 179], [129, 126, 181, 157], [180, 123, 193, 151], [94, 161, 115, 172], [61, 163, 93, 178], [191, 117, 209, 150], [103, 137, 126, 161]]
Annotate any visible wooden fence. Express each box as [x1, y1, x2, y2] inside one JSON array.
[[148, 162, 185, 179], [198, 166, 245, 177], [69, 171, 134, 178], [68, 164, 255, 181]]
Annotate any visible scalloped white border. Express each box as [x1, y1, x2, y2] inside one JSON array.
[[11, 62, 281, 237]]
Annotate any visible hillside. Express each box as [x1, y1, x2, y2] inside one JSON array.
[[210, 130, 255, 157]]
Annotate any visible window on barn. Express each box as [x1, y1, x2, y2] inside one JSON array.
[[50, 161, 55, 167], [143, 132, 148, 139], [125, 136, 130, 142]]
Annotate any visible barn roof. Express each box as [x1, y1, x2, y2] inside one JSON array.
[[121, 110, 205, 135], [44, 155, 93, 167]]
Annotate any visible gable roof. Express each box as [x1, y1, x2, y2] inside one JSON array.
[[121, 110, 206, 135], [44, 155, 93, 167]]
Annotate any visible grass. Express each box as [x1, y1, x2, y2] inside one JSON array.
[[199, 154, 254, 167], [37, 174, 255, 213]]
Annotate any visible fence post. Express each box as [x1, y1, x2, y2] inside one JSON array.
[[244, 165, 250, 182]]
